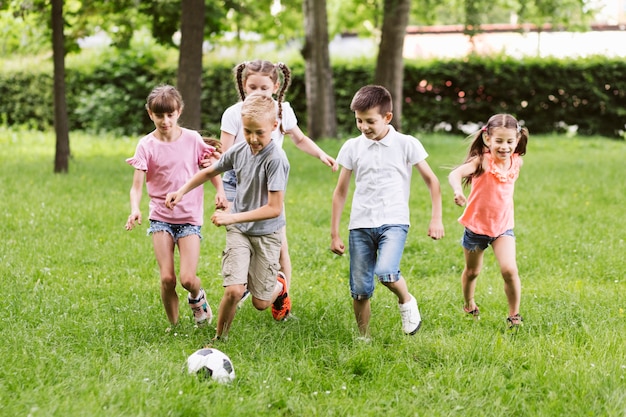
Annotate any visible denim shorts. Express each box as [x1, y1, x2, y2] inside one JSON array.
[[348, 224, 409, 300], [147, 220, 202, 243], [461, 228, 515, 251], [222, 170, 237, 202]]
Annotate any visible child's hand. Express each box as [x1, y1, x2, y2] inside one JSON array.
[[215, 192, 228, 210], [330, 237, 345, 256], [125, 211, 142, 231], [165, 192, 182, 209], [320, 154, 339, 172], [211, 209, 233, 227], [453, 192, 467, 207], [427, 220, 445, 240], [200, 150, 221, 168]]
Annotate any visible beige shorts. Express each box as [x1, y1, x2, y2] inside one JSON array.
[[221, 226, 282, 301]]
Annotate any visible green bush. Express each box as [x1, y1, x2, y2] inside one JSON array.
[[1, 50, 625, 138]]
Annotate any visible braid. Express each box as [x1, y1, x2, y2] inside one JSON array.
[[234, 62, 247, 101], [275, 62, 291, 134]]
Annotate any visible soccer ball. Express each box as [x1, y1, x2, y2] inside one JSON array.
[[187, 348, 236, 384]]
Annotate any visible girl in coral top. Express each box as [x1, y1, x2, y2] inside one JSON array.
[[448, 114, 529, 329]]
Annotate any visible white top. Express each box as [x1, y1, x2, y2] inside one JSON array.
[[336, 125, 429, 229], [220, 100, 298, 149]]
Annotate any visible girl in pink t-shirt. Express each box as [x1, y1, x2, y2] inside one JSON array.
[[125, 85, 226, 329], [448, 114, 529, 330]]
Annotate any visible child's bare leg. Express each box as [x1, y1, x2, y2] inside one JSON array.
[[177, 234, 202, 298], [383, 276, 411, 304], [279, 226, 292, 291], [462, 248, 484, 311], [152, 232, 178, 324], [492, 236, 521, 316], [353, 299, 371, 337], [216, 284, 246, 338]]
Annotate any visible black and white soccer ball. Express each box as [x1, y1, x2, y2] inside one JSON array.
[[187, 348, 235, 384]]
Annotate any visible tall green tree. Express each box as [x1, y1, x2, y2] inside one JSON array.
[[302, 0, 336, 140], [51, 0, 69, 173], [374, 0, 411, 131], [177, 0, 205, 130]]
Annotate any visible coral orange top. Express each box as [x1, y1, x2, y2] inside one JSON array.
[[459, 153, 521, 237]]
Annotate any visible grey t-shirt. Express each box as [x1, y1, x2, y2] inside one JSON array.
[[215, 140, 289, 235]]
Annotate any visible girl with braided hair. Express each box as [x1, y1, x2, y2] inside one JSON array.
[[219, 60, 338, 296], [448, 113, 529, 330]]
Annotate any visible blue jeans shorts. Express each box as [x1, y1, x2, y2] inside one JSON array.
[[461, 228, 515, 251], [222, 170, 237, 202], [348, 224, 409, 301], [147, 220, 202, 244]]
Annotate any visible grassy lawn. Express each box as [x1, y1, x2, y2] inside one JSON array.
[[0, 127, 624, 416]]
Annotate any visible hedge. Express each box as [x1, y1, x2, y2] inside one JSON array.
[[1, 49, 624, 139]]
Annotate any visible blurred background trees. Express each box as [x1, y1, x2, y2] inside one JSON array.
[[0, 0, 605, 171]]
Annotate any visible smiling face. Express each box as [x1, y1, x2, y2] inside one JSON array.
[[484, 126, 519, 161], [354, 106, 393, 141]]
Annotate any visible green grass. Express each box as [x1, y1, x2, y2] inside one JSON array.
[[1, 127, 625, 417]]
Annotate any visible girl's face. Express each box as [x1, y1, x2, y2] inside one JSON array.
[[484, 127, 519, 161], [243, 73, 279, 97], [148, 109, 181, 137], [354, 107, 393, 141], [242, 115, 278, 155]]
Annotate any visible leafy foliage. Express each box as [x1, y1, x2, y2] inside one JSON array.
[[1, 53, 625, 138]]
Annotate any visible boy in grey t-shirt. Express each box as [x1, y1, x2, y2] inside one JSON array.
[[166, 93, 291, 340]]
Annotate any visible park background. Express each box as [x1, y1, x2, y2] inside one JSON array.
[[1, 0, 625, 416]]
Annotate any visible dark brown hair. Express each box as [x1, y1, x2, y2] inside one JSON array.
[[461, 113, 529, 186]]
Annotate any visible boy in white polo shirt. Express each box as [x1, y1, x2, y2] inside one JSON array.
[[330, 85, 444, 339]]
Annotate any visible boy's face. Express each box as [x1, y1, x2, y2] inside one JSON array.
[[354, 107, 392, 141], [242, 115, 278, 155]]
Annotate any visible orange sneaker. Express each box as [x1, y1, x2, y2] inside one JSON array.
[[271, 273, 291, 321]]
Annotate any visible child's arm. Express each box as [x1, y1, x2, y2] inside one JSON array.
[[209, 175, 228, 210], [287, 126, 339, 171], [125, 169, 145, 231], [165, 165, 220, 209], [414, 161, 445, 240], [448, 158, 480, 207], [220, 131, 236, 153], [210, 190, 284, 226], [330, 168, 352, 255]]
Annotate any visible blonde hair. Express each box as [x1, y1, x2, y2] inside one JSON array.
[[241, 93, 277, 125]]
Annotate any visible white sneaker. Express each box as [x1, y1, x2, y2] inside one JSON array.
[[399, 294, 421, 335]]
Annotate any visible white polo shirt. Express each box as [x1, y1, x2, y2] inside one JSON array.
[[336, 125, 428, 230]]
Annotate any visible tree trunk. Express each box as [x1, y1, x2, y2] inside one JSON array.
[[52, 0, 70, 173], [375, 0, 411, 132], [177, 0, 205, 130], [302, 0, 336, 140]]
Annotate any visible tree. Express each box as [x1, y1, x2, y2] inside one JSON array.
[[301, 0, 336, 140], [51, 0, 70, 173], [177, 0, 205, 130], [374, 0, 411, 132]]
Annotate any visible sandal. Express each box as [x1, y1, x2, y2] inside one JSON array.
[[463, 305, 480, 318], [506, 314, 523, 329]]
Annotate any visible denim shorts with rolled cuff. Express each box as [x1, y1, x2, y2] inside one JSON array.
[[348, 224, 409, 301]]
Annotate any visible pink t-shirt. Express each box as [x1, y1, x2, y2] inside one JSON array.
[[459, 153, 521, 237], [126, 128, 214, 226]]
